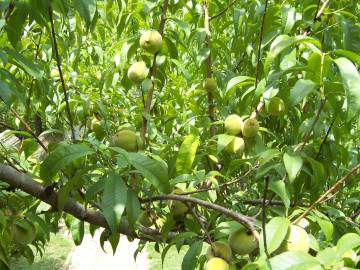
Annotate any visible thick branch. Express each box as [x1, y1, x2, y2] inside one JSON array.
[[0, 163, 161, 239]]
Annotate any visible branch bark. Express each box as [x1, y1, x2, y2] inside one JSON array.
[[0, 163, 163, 240]]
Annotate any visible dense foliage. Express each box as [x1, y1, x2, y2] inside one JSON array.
[[0, 0, 360, 269]]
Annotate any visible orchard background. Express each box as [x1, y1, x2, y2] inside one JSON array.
[[0, 0, 360, 269]]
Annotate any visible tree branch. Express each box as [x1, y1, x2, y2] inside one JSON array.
[[48, 6, 75, 141], [209, 0, 237, 21], [293, 162, 360, 224], [0, 163, 165, 241], [255, 0, 270, 88], [315, 114, 336, 160], [262, 176, 270, 258], [10, 107, 47, 151], [140, 0, 169, 141], [140, 194, 259, 240]]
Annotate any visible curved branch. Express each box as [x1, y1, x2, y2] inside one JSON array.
[[293, 162, 360, 224], [140, 194, 259, 240]]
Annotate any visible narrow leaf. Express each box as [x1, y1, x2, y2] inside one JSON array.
[[260, 217, 290, 254], [126, 152, 170, 193], [289, 79, 316, 106], [101, 173, 128, 233], [283, 152, 303, 183], [176, 134, 200, 174], [334, 57, 360, 119], [181, 241, 203, 270]]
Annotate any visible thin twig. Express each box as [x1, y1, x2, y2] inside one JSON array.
[[140, 0, 169, 141], [186, 203, 212, 243], [293, 162, 360, 224], [351, 206, 360, 219], [26, 31, 43, 123], [255, 0, 270, 88], [297, 98, 325, 152], [262, 176, 270, 258], [315, 115, 336, 160], [10, 108, 47, 151], [178, 166, 255, 196], [210, 0, 237, 21], [204, 0, 216, 137], [48, 6, 75, 141]]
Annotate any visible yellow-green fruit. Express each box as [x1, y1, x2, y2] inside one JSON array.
[[90, 117, 105, 140], [112, 129, 138, 152], [342, 249, 357, 262], [242, 118, 259, 137], [224, 114, 243, 135], [11, 220, 36, 246], [127, 61, 149, 83], [50, 68, 59, 78], [140, 30, 163, 54], [138, 211, 153, 227], [228, 229, 258, 255], [282, 225, 310, 252], [206, 257, 229, 270], [226, 137, 245, 154], [206, 241, 232, 262], [268, 97, 285, 116], [204, 78, 217, 92], [170, 189, 188, 217]]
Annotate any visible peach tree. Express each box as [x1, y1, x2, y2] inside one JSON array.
[[0, 0, 360, 269]]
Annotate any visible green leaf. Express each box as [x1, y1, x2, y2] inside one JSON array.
[[283, 152, 303, 183], [107, 232, 120, 255], [265, 35, 321, 72], [335, 233, 360, 256], [217, 134, 235, 153], [5, 4, 28, 48], [101, 173, 128, 233], [289, 79, 317, 106], [334, 57, 360, 119], [196, 48, 210, 65], [40, 143, 94, 182], [176, 134, 200, 174], [225, 76, 255, 97], [126, 152, 170, 193], [269, 179, 290, 209], [125, 189, 141, 228], [259, 217, 290, 254], [315, 217, 333, 242], [5, 48, 43, 80], [72, 0, 97, 29], [269, 251, 320, 270], [66, 216, 84, 246], [306, 52, 322, 84], [0, 241, 9, 269], [181, 240, 203, 270], [334, 49, 360, 67]]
